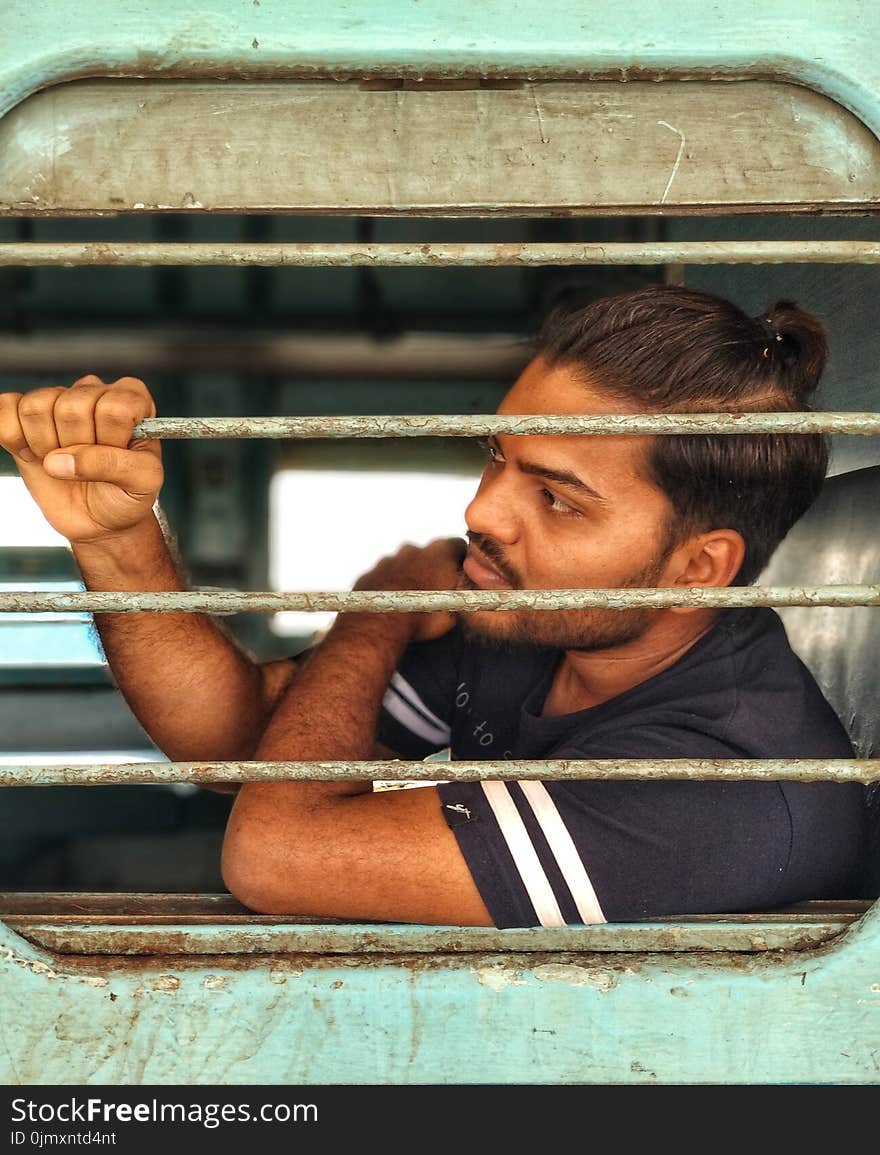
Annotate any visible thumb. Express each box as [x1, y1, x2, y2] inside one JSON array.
[[43, 443, 163, 496]]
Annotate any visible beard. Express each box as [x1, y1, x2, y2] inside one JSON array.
[[458, 532, 670, 653]]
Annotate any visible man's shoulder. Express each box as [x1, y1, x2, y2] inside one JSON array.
[[554, 609, 854, 760]]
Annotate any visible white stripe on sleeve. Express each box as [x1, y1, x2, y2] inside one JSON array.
[[518, 781, 606, 924], [479, 781, 566, 928], [390, 672, 451, 733], [382, 686, 451, 747]]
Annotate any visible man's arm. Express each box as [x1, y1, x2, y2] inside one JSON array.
[[72, 512, 295, 762], [0, 376, 289, 762], [221, 541, 494, 926]]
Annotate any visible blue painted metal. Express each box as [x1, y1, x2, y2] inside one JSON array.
[[1, 905, 879, 1083]]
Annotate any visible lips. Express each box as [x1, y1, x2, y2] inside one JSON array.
[[462, 545, 513, 590]]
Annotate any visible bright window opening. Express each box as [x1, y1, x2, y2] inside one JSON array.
[[0, 476, 68, 547], [269, 469, 478, 637], [0, 476, 104, 667]]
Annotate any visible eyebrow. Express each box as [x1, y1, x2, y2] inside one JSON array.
[[491, 437, 607, 504]]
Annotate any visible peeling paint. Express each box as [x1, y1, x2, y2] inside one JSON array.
[[25, 960, 59, 979], [152, 975, 180, 992], [475, 965, 526, 991], [533, 963, 618, 990]]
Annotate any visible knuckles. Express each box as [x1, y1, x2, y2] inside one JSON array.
[[16, 388, 65, 421], [4, 381, 155, 441], [94, 392, 148, 424]]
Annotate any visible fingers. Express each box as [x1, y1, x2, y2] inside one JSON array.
[[439, 536, 468, 561], [0, 391, 32, 463], [42, 442, 163, 496], [96, 383, 155, 449], [13, 386, 67, 459], [0, 377, 157, 465], [67, 376, 157, 449], [54, 385, 98, 448]]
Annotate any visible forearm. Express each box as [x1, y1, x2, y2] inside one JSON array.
[[73, 511, 267, 761], [245, 612, 414, 803]]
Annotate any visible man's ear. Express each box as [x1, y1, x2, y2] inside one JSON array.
[[665, 529, 746, 609]]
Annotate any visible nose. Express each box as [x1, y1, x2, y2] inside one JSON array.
[[464, 469, 520, 545]]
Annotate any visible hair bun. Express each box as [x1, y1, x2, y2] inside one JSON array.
[[762, 299, 828, 399]]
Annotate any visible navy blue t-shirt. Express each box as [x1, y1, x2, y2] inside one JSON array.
[[378, 609, 866, 928]]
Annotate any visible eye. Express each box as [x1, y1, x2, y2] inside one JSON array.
[[479, 438, 505, 465], [541, 488, 580, 518]]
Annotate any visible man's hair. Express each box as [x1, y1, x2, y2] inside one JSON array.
[[536, 284, 829, 584]]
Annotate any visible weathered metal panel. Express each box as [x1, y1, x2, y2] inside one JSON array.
[[7, 916, 859, 956], [3, 0, 880, 155], [4, 891, 865, 919], [1, 902, 878, 1083], [2, 79, 878, 215], [3, 893, 866, 953], [2, 757, 879, 787]]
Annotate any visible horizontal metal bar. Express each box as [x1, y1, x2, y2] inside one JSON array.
[[4, 241, 880, 268], [2, 759, 878, 787], [3, 586, 880, 614], [129, 413, 880, 439], [11, 918, 857, 956]]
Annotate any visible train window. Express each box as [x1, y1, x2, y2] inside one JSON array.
[[2, 2, 880, 1088]]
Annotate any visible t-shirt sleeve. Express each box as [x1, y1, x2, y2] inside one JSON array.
[[376, 627, 463, 758], [437, 724, 795, 928]]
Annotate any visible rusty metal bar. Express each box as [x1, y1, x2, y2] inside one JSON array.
[[11, 918, 858, 956], [4, 241, 880, 267], [128, 413, 880, 440], [3, 586, 880, 614], [2, 758, 878, 787]]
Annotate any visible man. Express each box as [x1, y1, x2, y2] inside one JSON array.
[[0, 286, 866, 927]]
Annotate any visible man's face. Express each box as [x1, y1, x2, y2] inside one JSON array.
[[459, 356, 681, 651]]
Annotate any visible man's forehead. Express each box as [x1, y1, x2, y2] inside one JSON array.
[[498, 356, 640, 416], [496, 356, 653, 487]]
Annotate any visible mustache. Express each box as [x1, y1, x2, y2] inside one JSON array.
[[466, 532, 522, 587]]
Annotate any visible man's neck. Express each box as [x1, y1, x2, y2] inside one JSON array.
[[542, 609, 720, 717]]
